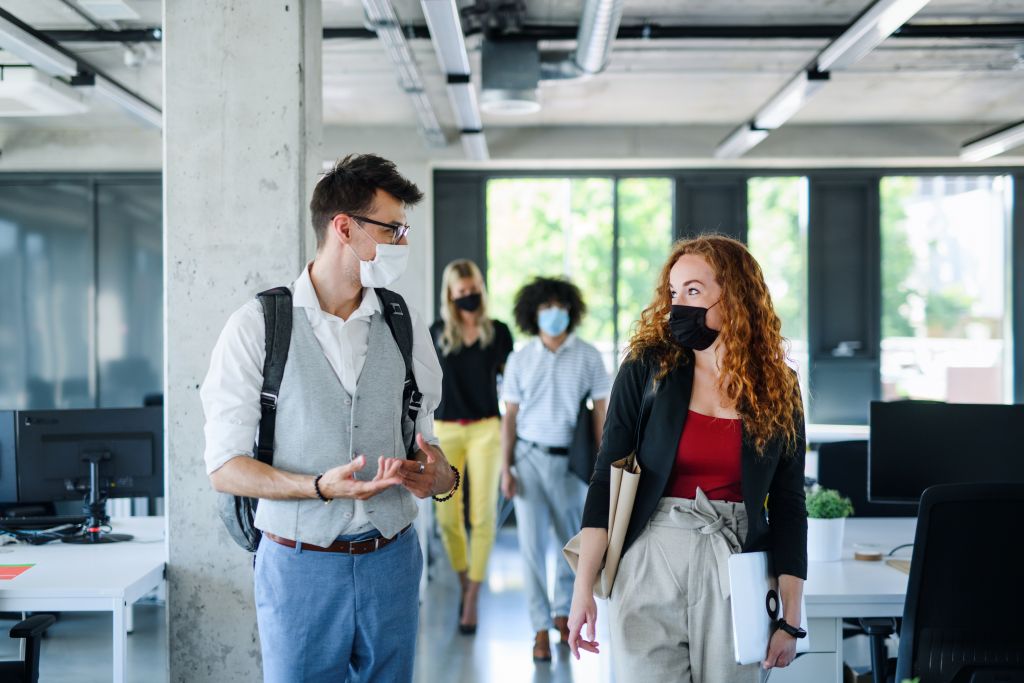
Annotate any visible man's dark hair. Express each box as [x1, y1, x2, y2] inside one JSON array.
[[310, 153, 424, 248], [513, 276, 587, 336]]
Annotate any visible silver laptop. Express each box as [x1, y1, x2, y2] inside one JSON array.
[[728, 551, 810, 666]]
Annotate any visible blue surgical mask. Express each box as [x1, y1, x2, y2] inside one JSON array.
[[538, 307, 570, 337]]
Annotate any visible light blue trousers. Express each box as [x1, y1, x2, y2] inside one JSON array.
[[254, 526, 422, 682], [511, 440, 587, 632]]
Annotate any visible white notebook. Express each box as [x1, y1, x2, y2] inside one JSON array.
[[728, 551, 810, 665]]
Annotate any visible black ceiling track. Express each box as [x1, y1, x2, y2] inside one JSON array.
[[39, 22, 1024, 44]]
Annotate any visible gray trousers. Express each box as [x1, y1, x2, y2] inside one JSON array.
[[608, 491, 759, 683], [511, 440, 587, 632]]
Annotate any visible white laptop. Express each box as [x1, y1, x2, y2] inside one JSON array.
[[728, 551, 810, 665]]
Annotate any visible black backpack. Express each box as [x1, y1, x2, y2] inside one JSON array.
[[217, 286, 423, 553]]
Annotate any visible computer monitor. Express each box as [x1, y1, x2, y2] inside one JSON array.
[[868, 400, 1024, 504], [0, 407, 163, 543]]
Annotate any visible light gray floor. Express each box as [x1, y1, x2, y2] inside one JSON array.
[[0, 528, 611, 683], [0, 528, 877, 682]]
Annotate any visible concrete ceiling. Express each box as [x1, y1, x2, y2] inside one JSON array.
[[1, 0, 1023, 140]]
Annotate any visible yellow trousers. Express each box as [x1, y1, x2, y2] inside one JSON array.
[[433, 418, 502, 583]]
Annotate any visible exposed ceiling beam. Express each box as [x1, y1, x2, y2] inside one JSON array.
[[37, 22, 1024, 43], [0, 6, 160, 127], [715, 0, 934, 159]]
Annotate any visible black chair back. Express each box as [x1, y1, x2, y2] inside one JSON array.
[[895, 483, 1024, 683], [817, 440, 917, 517]]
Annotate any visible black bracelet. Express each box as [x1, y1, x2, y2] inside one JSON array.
[[314, 473, 331, 504], [432, 465, 460, 503]]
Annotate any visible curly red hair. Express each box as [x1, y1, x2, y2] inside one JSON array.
[[627, 235, 803, 455]]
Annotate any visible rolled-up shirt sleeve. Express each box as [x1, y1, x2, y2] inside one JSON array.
[[411, 306, 443, 447], [200, 300, 265, 475]]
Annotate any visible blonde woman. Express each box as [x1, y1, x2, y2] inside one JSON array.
[[430, 259, 514, 634], [567, 236, 807, 682]]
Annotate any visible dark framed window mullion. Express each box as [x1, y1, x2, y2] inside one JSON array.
[[1014, 173, 1024, 402]]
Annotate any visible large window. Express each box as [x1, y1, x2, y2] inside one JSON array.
[[880, 175, 1013, 403], [486, 177, 672, 369], [747, 177, 809, 397]]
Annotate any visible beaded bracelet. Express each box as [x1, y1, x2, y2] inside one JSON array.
[[314, 473, 331, 504], [432, 465, 460, 503]]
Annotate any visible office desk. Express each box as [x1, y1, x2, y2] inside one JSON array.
[[0, 516, 166, 683], [770, 517, 916, 683]]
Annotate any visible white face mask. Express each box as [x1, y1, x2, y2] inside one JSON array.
[[349, 223, 409, 288]]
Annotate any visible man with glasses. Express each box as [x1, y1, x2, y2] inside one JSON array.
[[202, 154, 457, 682]]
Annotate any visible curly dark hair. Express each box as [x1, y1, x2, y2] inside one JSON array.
[[513, 276, 587, 336]]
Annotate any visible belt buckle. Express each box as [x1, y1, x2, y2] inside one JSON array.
[[373, 537, 381, 551]]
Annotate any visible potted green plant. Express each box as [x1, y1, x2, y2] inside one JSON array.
[[806, 486, 854, 562]]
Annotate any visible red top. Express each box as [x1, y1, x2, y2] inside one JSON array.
[[665, 410, 743, 502]]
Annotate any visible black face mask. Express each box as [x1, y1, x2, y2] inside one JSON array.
[[454, 293, 482, 312], [669, 301, 720, 350]]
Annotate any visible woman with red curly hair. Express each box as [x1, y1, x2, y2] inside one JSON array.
[[566, 235, 807, 682]]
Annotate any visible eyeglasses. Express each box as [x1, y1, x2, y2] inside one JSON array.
[[347, 214, 411, 245]]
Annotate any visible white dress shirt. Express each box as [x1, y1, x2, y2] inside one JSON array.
[[201, 264, 443, 534]]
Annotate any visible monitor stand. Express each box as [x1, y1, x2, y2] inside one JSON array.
[[62, 452, 133, 544]]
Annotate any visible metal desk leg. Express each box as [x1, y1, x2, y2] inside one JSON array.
[[113, 599, 127, 683], [126, 602, 134, 634]]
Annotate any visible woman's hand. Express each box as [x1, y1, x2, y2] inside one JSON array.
[[567, 586, 599, 660], [500, 467, 517, 499], [762, 628, 797, 669]]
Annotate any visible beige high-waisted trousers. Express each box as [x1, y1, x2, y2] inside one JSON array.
[[608, 490, 759, 683]]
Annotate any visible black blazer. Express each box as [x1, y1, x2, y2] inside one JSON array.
[[581, 353, 808, 580]]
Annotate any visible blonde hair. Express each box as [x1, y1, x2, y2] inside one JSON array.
[[439, 259, 494, 355]]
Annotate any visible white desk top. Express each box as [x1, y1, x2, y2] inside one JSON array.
[[804, 517, 916, 618], [805, 424, 870, 444], [0, 516, 165, 602]]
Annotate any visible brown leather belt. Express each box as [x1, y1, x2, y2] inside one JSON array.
[[264, 525, 411, 555]]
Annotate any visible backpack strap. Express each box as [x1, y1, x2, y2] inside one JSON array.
[[375, 287, 422, 458], [254, 287, 293, 465]]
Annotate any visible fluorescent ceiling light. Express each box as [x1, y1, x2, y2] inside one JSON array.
[[94, 75, 161, 127], [816, 0, 930, 71], [461, 131, 489, 161], [421, 0, 471, 76], [960, 121, 1024, 162], [447, 80, 482, 131], [753, 69, 829, 130], [480, 89, 540, 115], [0, 68, 88, 116], [714, 124, 769, 159], [0, 10, 78, 77]]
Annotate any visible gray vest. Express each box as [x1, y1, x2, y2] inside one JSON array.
[[253, 308, 418, 547]]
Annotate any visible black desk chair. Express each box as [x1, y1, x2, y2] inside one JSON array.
[[895, 482, 1024, 683], [818, 440, 917, 683], [0, 614, 55, 683]]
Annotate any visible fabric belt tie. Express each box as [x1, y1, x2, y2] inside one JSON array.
[[668, 488, 743, 601]]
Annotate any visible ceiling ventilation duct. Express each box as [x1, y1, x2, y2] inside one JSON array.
[[481, 0, 624, 114], [480, 40, 540, 115]]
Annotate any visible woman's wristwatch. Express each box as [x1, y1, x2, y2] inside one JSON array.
[[776, 619, 807, 639]]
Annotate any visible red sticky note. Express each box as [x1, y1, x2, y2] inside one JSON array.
[[0, 564, 34, 580]]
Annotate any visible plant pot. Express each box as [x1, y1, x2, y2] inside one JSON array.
[[807, 517, 846, 562]]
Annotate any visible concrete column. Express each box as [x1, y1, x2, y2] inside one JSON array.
[[163, 1, 322, 680]]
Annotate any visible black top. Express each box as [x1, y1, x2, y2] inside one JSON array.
[[430, 320, 514, 421], [581, 353, 808, 579]]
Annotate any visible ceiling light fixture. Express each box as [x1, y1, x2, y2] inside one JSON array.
[[753, 69, 830, 130], [960, 120, 1024, 162], [816, 0, 931, 71], [714, 124, 770, 160]]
